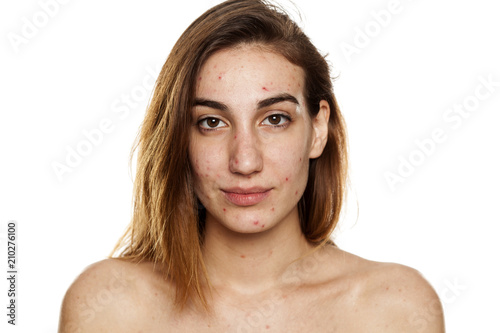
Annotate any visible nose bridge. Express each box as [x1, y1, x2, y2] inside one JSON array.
[[229, 125, 263, 175]]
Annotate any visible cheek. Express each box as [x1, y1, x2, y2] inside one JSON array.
[[267, 141, 310, 182], [189, 143, 225, 190]]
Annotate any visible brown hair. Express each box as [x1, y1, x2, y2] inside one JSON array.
[[112, 0, 348, 311]]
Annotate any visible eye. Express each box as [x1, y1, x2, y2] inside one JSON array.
[[261, 114, 291, 127], [198, 117, 228, 130]]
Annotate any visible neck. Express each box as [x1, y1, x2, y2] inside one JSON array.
[[201, 208, 314, 295]]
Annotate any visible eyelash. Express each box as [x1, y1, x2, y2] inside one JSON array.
[[197, 113, 292, 132]]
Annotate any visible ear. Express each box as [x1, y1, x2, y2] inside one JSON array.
[[309, 100, 330, 159]]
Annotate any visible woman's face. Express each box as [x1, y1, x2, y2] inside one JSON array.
[[189, 45, 328, 234]]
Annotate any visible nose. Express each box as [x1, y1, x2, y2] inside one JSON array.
[[229, 129, 263, 176]]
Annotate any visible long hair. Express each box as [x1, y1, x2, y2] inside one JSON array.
[[112, 0, 348, 311]]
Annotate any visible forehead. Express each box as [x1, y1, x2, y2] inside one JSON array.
[[195, 45, 305, 103]]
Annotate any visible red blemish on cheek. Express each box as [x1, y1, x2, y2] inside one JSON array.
[[295, 191, 298, 195], [262, 87, 269, 91], [235, 159, 239, 164], [266, 325, 270, 329], [234, 135, 237, 139], [198, 76, 202, 81], [271, 207, 275, 212], [205, 174, 209, 177], [299, 158, 302, 162], [223, 208, 226, 212], [240, 255, 246, 258], [261, 224, 265, 228], [286, 177, 289, 182], [253, 221, 259, 225], [218, 76, 222, 80]]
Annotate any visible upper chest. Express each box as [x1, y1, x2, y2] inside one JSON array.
[[157, 283, 364, 333]]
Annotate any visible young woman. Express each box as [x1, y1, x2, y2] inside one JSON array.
[[59, 1, 445, 332]]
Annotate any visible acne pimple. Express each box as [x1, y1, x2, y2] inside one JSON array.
[[253, 221, 259, 225], [271, 207, 275, 212], [218, 76, 222, 80], [266, 325, 270, 329], [235, 159, 239, 164], [234, 135, 237, 139], [261, 224, 265, 228], [262, 87, 269, 91], [198, 76, 202, 81], [223, 208, 226, 212], [240, 255, 246, 258], [286, 177, 289, 181], [295, 191, 298, 195], [299, 158, 302, 162]]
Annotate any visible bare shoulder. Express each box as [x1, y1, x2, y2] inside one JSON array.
[[58, 258, 172, 333], [326, 248, 445, 332]]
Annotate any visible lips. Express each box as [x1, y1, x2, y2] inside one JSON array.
[[222, 187, 271, 206]]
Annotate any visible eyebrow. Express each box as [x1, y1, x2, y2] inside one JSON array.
[[193, 93, 299, 112]]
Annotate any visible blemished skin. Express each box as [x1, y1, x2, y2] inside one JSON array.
[[58, 45, 445, 332]]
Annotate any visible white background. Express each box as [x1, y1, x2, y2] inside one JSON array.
[[1, 0, 499, 332]]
